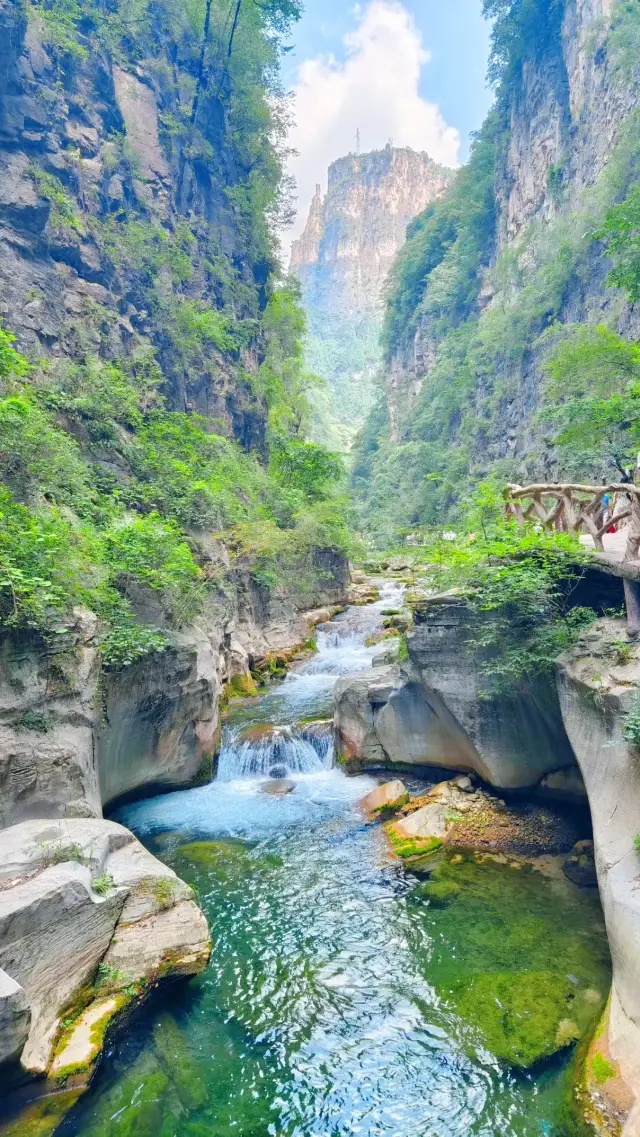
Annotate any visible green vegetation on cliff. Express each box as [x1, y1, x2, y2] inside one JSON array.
[[0, 0, 351, 667], [353, 0, 640, 547]]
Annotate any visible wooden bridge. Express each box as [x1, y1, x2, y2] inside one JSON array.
[[504, 483, 640, 635]]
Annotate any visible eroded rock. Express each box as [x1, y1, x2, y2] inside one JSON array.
[[0, 818, 210, 1079]]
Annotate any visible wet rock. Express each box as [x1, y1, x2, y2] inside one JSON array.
[[563, 840, 598, 888], [0, 970, 30, 1067], [269, 765, 288, 779], [261, 779, 295, 796], [449, 970, 582, 1068], [454, 775, 474, 793], [387, 779, 582, 860], [360, 779, 408, 817], [0, 819, 210, 1078]]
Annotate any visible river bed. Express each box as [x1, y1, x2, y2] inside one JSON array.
[[17, 584, 613, 1136]]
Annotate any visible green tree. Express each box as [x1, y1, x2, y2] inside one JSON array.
[[597, 185, 640, 302], [541, 324, 640, 471]]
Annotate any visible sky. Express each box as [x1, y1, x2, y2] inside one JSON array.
[[283, 0, 494, 241]]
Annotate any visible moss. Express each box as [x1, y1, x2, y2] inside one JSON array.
[[152, 1013, 207, 1109], [364, 628, 400, 647], [81, 1057, 171, 1136], [192, 748, 216, 786], [449, 970, 579, 1068], [0, 1090, 84, 1136], [53, 994, 130, 1083], [152, 877, 176, 908], [591, 1052, 616, 1084], [421, 878, 461, 905], [176, 839, 253, 868], [385, 823, 443, 860], [372, 792, 410, 819], [223, 674, 259, 702]]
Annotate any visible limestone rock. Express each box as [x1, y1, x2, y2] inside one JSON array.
[[0, 818, 210, 1077], [290, 150, 454, 433], [563, 840, 597, 887], [0, 611, 102, 826], [360, 779, 408, 816], [334, 667, 484, 775], [0, 969, 30, 1067], [0, 861, 127, 1074], [406, 601, 579, 788], [102, 900, 210, 980], [558, 619, 640, 1105]]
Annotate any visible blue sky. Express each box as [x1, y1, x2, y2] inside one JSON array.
[[284, 1, 494, 238]]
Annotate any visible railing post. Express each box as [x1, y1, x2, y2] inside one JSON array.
[[623, 491, 640, 638]]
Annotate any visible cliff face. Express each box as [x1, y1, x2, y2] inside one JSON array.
[[290, 148, 453, 437], [0, 0, 268, 446], [355, 0, 640, 540]]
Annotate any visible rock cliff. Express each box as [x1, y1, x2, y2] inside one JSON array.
[[354, 0, 640, 541], [290, 147, 453, 437]]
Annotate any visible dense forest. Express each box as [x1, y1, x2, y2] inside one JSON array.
[[0, 0, 350, 667], [353, 0, 640, 547]]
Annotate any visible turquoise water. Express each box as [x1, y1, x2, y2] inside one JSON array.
[[2, 586, 611, 1137]]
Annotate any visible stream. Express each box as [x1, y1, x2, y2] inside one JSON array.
[[47, 584, 610, 1136]]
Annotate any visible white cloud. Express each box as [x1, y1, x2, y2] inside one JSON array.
[[287, 1, 460, 242]]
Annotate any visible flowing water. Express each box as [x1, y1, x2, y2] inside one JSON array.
[[5, 584, 612, 1137]]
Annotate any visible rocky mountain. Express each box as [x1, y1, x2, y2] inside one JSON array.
[[290, 147, 453, 441], [354, 0, 640, 543]]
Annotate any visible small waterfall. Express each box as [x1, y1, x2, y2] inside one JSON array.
[[217, 724, 334, 782]]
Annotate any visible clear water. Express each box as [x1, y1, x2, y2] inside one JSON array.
[[1, 583, 611, 1137]]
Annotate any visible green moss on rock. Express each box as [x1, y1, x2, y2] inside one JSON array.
[[450, 970, 579, 1068]]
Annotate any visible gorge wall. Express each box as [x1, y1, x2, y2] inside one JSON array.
[[0, 0, 351, 1096], [354, 0, 640, 543], [290, 147, 453, 442]]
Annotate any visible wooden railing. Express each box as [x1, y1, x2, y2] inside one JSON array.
[[504, 483, 640, 635], [504, 483, 640, 557]]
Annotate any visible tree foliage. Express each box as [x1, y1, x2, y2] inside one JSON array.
[[597, 185, 640, 302]]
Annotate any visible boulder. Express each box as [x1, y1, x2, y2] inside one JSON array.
[[0, 970, 30, 1067], [334, 668, 484, 775], [360, 780, 408, 816], [0, 819, 210, 1078], [260, 779, 295, 796], [563, 840, 598, 887], [407, 601, 579, 788]]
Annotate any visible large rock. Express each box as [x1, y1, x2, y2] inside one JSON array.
[[0, 611, 102, 826], [334, 667, 483, 775], [99, 632, 220, 807], [360, 779, 408, 815], [405, 599, 579, 788], [0, 819, 210, 1077], [0, 969, 30, 1067], [557, 619, 640, 1104]]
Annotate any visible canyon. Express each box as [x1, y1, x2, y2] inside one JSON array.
[[290, 147, 452, 441]]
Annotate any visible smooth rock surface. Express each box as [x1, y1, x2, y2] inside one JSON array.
[[0, 969, 30, 1067], [260, 779, 295, 796], [558, 620, 640, 1103], [334, 667, 482, 775], [360, 779, 408, 815], [0, 818, 210, 1076], [406, 601, 578, 788]]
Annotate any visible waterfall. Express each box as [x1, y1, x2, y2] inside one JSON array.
[[217, 725, 334, 782]]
